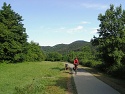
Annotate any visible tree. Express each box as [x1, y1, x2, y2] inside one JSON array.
[[25, 41, 45, 62], [78, 46, 93, 61], [0, 2, 27, 62], [67, 51, 75, 62], [91, 4, 125, 68], [46, 52, 62, 61]]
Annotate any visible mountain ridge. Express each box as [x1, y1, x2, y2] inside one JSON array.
[[41, 40, 90, 54]]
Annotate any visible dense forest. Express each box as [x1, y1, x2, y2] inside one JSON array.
[[0, 3, 125, 78]]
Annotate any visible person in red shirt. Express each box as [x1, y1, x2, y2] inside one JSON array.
[[73, 57, 79, 70]]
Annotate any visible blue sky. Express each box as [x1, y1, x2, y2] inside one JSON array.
[[0, 0, 125, 46]]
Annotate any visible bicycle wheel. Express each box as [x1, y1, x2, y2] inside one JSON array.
[[75, 68, 77, 74]]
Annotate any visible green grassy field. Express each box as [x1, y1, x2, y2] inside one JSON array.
[[0, 61, 71, 94]]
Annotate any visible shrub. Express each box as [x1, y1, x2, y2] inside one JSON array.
[[80, 59, 101, 68], [107, 64, 125, 78], [96, 63, 107, 72]]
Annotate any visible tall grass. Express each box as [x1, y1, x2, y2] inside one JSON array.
[[0, 61, 69, 94]]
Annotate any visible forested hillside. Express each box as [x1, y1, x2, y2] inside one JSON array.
[[41, 40, 96, 66], [41, 40, 90, 54]]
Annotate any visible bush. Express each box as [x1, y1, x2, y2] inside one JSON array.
[[46, 52, 62, 61], [96, 63, 107, 72], [80, 59, 101, 68], [107, 64, 125, 78]]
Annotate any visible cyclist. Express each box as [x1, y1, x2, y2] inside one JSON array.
[[73, 57, 79, 71]]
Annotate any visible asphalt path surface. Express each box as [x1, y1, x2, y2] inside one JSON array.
[[68, 63, 120, 94]]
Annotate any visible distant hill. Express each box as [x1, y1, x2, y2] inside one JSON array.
[[41, 40, 90, 54]]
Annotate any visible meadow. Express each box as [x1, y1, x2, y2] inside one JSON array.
[[0, 61, 72, 94]]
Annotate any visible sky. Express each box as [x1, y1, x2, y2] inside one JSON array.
[[0, 0, 125, 46]]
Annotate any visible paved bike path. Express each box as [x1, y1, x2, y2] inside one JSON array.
[[68, 63, 120, 94]]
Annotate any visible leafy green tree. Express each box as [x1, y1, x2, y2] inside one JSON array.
[[78, 46, 93, 61], [46, 52, 62, 61], [0, 2, 27, 62], [91, 4, 125, 68], [25, 41, 45, 62], [67, 51, 76, 62]]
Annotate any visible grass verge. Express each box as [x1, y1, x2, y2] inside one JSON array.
[[0, 61, 75, 94]]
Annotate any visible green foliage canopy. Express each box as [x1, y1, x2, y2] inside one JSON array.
[[46, 52, 62, 61], [91, 4, 125, 67], [0, 2, 45, 63], [0, 2, 27, 62], [25, 41, 45, 62]]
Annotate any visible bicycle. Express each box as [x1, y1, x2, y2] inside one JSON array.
[[73, 64, 78, 74]]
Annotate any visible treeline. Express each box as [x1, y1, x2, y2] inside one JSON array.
[[44, 44, 99, 67], [0, 2, 45, 63], [42, 40, 90, 54]]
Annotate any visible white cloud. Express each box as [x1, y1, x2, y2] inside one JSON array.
[[75, 26, 83, 30], [67, 26, 84, 34], [81, 3, 108, 10], [53, 25, 84, 34]]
